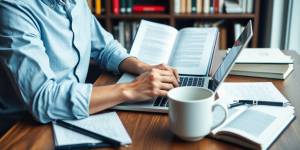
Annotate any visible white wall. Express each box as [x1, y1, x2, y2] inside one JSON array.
[[287, 0, 300, 53]]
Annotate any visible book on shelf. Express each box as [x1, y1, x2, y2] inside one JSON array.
[[175, 0, 231, 14], [87, 0, 106, 15], [119, 20, 218, 81], [113, 0, 120, 15], [224, 0, 254, 13], [113, 21, 140, 53], [230, 48, 294, 79], [234, 23, 244, 40], [214, 82, 295, 150], [112, 0, 167, 14], [132, 5, 166, 13]]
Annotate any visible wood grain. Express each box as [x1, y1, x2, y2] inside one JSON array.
[[0, 50, 299, 149]]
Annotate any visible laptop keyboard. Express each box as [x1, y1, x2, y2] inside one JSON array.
[[153, 76, 205, 107]]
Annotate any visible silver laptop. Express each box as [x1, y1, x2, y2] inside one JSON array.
[[113, 20, 253, 113]]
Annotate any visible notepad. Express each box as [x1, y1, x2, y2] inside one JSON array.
[[52, 112, 132, 146]]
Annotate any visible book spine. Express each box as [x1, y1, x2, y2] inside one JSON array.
[[124, 22, 131, 52], [120, 0, 126, 14], [196, 0, 203, 14], [118, 21, 125, 48], [203, 0, 209, 14], [113, 0, 120, 15], [181, 0, 187, 13], [127, 0, 133, 13], [95, 0, 101, 15], [209, 0, 214, 13], [219, 0, 224, 13], [246, 0, 254, 13], [191, 0, 197, 13], [187, 0, 192, 13], [213, 0, 219, 13], [174, 0, 181, 14], [132, 5, 166, 13]]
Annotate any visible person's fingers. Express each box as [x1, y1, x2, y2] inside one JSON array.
[[156, 69, 173, 76], [159, 82, 174, 90], [170, 68, 179, 81], [159, 76, 179, 87], [156, 64, 180, 82]]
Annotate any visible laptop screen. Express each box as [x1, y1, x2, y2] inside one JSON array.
[[209, 20, 253, 92]]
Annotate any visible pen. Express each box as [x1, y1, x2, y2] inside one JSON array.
[[235, 100, 290, 106], [55, 142, 111, 150], [228, 102, 244, 108], [54, 120, 122, 147]]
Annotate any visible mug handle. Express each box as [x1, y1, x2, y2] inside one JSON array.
[[211, 103, 228, 130]]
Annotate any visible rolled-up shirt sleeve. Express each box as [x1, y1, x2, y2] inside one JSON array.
[[0, 2, 91, 123], [90, 15, 130, 74]]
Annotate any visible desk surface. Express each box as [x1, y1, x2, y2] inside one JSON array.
[[0, 50, 300, 150]]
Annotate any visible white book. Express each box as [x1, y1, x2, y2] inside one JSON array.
[[224, 0, 243, 13], [213, 82, 295, 150], [230, 69, 294, 79], [52, 112, 132, 146], [174, 0, 181, 14], [246, 0, 254, 13], [234, 23, 241, 40], [203, 0, 209, 14], [118, 20, 218, 83], [131, 20, 217, 74], [118, 21, 125, 47], [235, 48, 294, 64], [219, 0, 224, 13]]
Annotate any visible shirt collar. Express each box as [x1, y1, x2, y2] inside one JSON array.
[[41, 0, 76, 8]]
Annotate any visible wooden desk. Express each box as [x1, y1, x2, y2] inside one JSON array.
[[1, 50, 300, 150]]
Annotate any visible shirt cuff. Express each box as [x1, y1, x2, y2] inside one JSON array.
[[70, 83, 93, 119], [106, 41, 131, 74]]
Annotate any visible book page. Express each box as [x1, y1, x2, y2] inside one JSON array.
[[214, 82, 295, 148], [170, 28, 218, 75], [130, 20, 178, 65], [52, 112, 132, 146]]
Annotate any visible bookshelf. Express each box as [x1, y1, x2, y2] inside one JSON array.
[[89, 0, 261, 50]]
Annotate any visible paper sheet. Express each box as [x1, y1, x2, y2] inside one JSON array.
[[52, 112, 132, 146]]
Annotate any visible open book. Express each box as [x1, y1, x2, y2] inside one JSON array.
[[119, 20, 218, 83], [212, 82, 295, 150]]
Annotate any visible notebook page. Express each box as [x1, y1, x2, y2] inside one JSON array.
[[52, 112, 132, 146], [130, 20, 178, 65], [170, 28, 218, 75]]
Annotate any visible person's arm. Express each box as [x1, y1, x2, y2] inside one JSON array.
[[0, 2, 92, 123], [89, 12, 180, 114]]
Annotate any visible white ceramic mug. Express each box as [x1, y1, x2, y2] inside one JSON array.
[[167, 87, 228, 141]]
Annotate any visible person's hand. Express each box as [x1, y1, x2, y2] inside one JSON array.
[[123, 66, 179, 101], [146, 64, 180, 82]]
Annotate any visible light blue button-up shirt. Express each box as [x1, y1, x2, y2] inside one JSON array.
[[0, 0, 130, 123]]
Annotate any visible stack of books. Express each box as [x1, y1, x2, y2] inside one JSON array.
[[230, 48, 294, 79]]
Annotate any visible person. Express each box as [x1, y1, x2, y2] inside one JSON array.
[[0, 0, 179, 135]]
